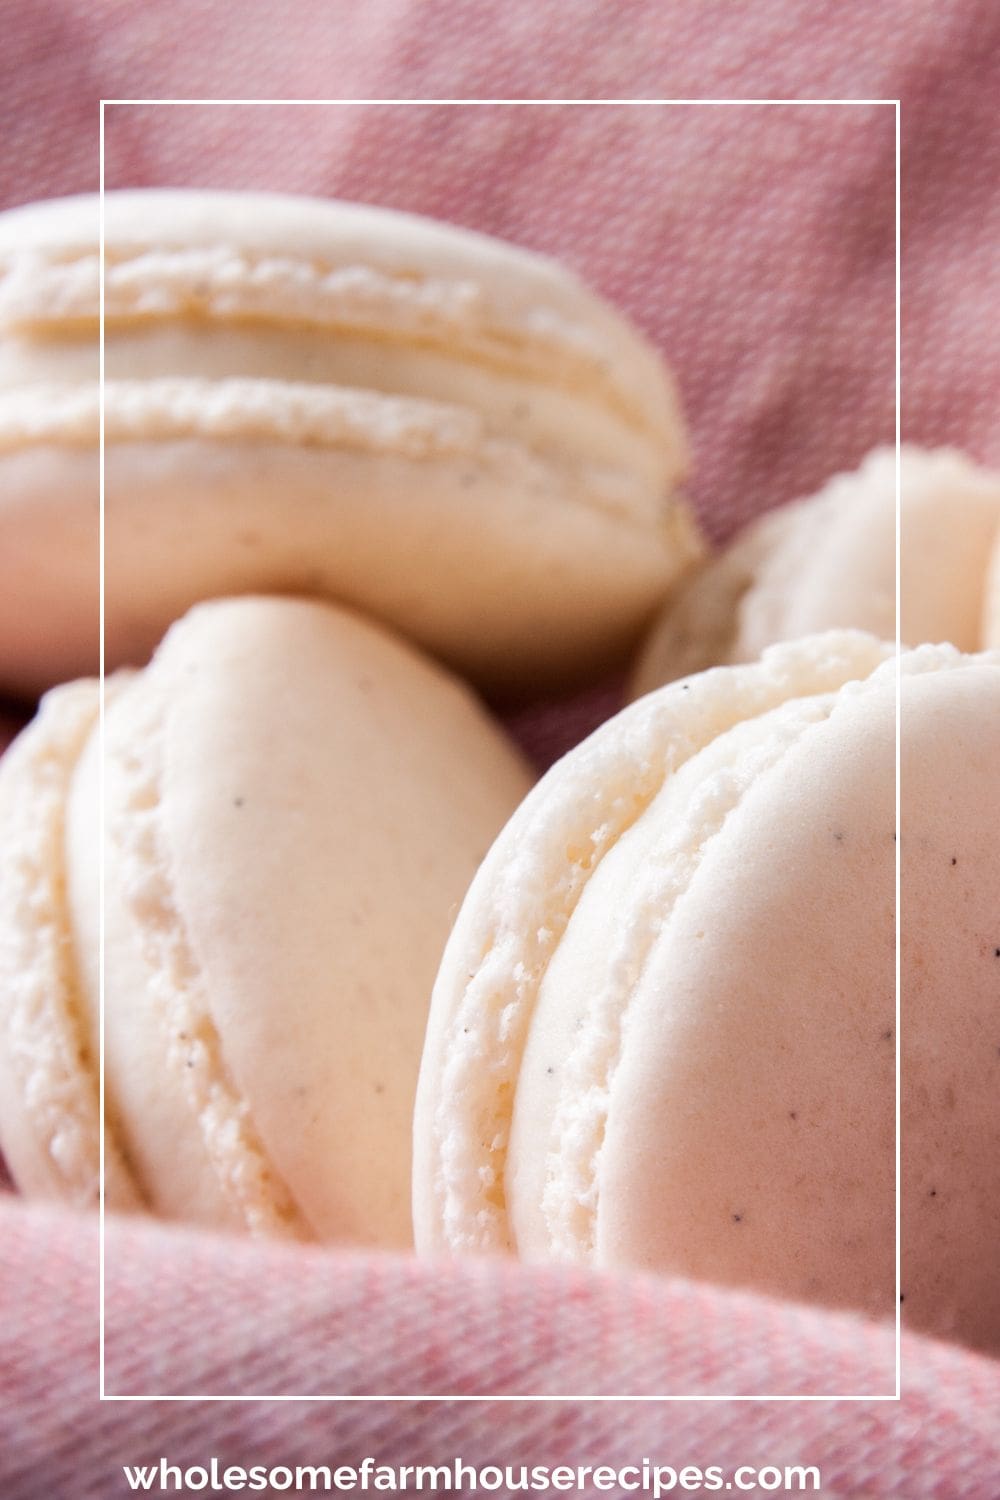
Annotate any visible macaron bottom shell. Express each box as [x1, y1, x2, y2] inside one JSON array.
[[0, 410, 698, 699], [102, 420, 697, 697], [0, 445, 98, 697]]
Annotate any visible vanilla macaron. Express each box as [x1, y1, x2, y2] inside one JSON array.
[[0, 596, 532, 1246], [414, 630, 1000, 1353], [631, 446, 1000, 698], [0, 190, 700, 698]]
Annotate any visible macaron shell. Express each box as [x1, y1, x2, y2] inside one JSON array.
[[594, 677, 895, 1315], [91, 597, 533, 1245], [896, 448, 1000, 651], [0, 383, 695, 697], [103, 417, 692, 688], [900, 661, 1000, 1353], [736, 478, 895, 659], [750, 444, 1000, 656]]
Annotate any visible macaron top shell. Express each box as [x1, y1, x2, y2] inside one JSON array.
[[0, 190, 689, 501], [0, 190, 683, 466]]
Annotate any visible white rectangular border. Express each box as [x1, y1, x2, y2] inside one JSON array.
[[98, 95, 903, 1403]]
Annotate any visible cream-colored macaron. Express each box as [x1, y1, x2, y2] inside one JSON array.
[[630, 445, 1000, 698], [0, 596, 532, 1246], [0, 189, 700, 698], [414, 630, 1000, 1354]]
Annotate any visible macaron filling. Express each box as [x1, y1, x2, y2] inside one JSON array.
[[0, 240, 672, 442], [92, 677, 307, 1237]]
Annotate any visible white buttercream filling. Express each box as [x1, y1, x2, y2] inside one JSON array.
[[0, 378, 478, 454], [0, 377, 666, 529], [0, 247, 638, 414], [105, 683, 307, 1237], [534, 691, 840, 1260]]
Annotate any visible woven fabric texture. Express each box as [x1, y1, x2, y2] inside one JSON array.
[[3, 1203, 1000, 1496]]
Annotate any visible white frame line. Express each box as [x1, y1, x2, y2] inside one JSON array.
[[97, 94, 902, 1405], [98, 99, 107, 1405], [894, 97, 902, 1405], [101, 97, 899, 106]]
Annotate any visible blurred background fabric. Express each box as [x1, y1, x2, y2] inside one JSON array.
[[2, 0, 999, 1489]]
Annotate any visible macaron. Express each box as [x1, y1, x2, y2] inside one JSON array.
[[0, 189, 700, 698], [0, 595, 532, 1246], [414, 630, 1000, 1353], [630, 445, 1000, 699]]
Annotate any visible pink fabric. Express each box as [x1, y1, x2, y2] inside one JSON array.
[[2, 0, 1000, 1487], [3, 1199, 1000, 1496]]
